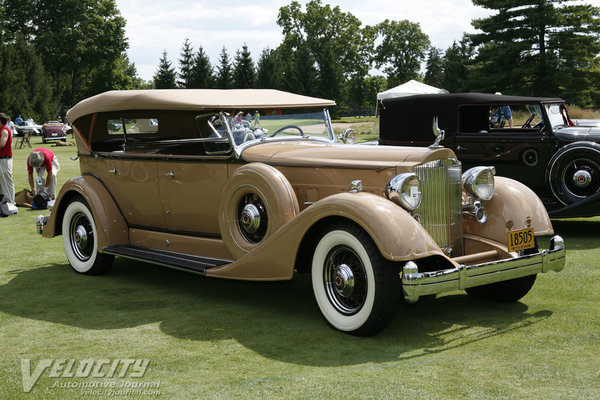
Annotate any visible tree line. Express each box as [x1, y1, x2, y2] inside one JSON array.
[[1, 0, 599, 123]]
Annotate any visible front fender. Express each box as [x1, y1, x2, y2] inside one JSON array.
[[465, 176, 553, 243], [206, 192, 444, 281], [42, 174, 128, 251]]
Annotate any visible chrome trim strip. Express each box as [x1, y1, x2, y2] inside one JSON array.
[[401, 235, 566, 304]]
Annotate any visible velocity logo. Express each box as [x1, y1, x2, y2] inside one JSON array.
[[21, 359, 149, 392]]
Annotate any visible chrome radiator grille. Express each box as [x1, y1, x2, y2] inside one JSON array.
[[413, 159, 463, 251]]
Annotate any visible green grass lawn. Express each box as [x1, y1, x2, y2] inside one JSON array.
[[1, 136, 599, 399]]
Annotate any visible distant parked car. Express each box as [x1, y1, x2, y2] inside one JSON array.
[[378, 93, 600, 218], [41, 121, 69, 143], [15, 120, 43, 136]]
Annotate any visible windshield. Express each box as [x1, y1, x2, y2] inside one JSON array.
[[223, 110, 334, 151], [545, 104, 569, 129]]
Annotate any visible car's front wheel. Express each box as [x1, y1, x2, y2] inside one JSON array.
[[62, 196, 113, 275], [311, 222, 400, 336]]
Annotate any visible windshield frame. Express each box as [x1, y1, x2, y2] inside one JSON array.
[[219, 108, 336, 157], [544, 102, 570, 131]]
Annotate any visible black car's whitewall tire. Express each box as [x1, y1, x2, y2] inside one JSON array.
[[311, 222, 400, 336], [62, 197, 113, 275]]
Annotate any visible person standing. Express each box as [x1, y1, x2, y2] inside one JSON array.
[[27, 148, 60, 200], [0, 113, 15, 204]]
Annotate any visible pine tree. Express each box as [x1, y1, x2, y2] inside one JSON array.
[[153, 50, 177, 89], [190, 46, 213, 88], [256, 48, 280, 89], [232, 44, 255, 88], [424, 47, 444, 88], [470, 0, 600, 105], [215, 47, 232, 89], [177, 38, 194, 88]]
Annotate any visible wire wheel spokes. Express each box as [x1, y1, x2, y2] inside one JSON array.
[[323, 245, 368, 315]]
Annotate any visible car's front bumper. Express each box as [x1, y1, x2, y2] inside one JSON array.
[[401, 235, 565, 303]]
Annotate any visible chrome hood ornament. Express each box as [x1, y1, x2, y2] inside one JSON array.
[[431, 116, 445, 148]]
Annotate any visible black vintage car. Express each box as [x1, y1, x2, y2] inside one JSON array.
[[378, 93, 600, 218]]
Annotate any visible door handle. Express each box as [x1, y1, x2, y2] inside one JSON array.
[[165, 171, 175, 178], [457, 145, 467, 151], [493, 146, 505, 153], [108, 168, 117, 174]]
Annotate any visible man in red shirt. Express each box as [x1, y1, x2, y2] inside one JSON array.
[[27, 148, 61, 200], [0, 112, 15, 204]]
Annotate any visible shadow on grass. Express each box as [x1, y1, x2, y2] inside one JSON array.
[[1, 259, 552, 366]]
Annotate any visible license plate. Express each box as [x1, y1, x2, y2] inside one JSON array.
[[507, 227, 534, 252]]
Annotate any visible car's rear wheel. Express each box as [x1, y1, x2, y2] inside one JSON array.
[[311, 222, 400, 336], [547, 143, 600, 205], [62, 196, 113, 274]]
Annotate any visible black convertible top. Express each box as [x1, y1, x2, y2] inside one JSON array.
[[378, 93, 564, 145]]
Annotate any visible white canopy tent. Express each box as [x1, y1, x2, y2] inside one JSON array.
[[376, 80, 448, 101]]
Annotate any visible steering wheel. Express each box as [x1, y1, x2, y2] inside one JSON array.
[[269, 125, 304, 137], [522, 114, 536, 128]]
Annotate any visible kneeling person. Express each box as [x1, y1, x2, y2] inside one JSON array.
[[28, 148, 60, 200]]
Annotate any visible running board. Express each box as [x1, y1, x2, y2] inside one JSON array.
[[102, 245, 231, 275]]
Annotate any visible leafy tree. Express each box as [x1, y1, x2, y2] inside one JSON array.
[[424, 47, 444, 88], [277, 0, 371, 104], [470, 0, 600, 105], [153, 50, 177, 89], [215, 47, 233, 89], [189, 46, 214, 88], [374, 19, 431, 88], [0, 34, 56, 121], [232, 44, 255, 88], [4, 0, 129, 107], [178, 38, 195, 88]]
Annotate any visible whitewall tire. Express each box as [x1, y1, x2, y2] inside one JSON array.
[[62, 197, 113, 275], [311, 222, 400, 336]]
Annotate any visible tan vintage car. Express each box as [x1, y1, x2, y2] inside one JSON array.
[[37, 89, 566, 336]]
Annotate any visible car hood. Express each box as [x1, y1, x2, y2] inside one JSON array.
[[555, 126, 600, 141], [241, 141, 457, 171]]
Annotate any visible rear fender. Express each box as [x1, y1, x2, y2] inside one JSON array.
[[42, 175, 128, 250], [206, 192, 444, 281]]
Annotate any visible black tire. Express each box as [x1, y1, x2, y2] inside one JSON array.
[[465, 246, 537, 302], [547, 143, 600, 206], [311, 222, 400, 336], [62, 196, 114, 275]]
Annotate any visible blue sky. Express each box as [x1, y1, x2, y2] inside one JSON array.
[[115, 0, 494, 81]]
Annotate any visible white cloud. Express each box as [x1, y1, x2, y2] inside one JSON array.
[[115, 0, 493, 81]]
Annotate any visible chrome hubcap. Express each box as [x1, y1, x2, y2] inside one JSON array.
[[573, 170, 592, 188], [74, 225, 88, 249], [240, 204, 261, 234], [334, 264, 355, 297]]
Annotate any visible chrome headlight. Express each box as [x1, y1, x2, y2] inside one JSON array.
[[384, 173, 422, 210], [462, 166, 495, 201]]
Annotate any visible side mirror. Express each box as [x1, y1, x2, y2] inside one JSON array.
[[337, 128, 356, 144]]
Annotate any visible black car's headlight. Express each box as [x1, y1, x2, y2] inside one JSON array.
[[383, 173, 422, 210], [462, 166, 495, 201]]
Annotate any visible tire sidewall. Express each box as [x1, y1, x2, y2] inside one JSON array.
[[311, 229, 376, 333], [547, 144, 600, 205], [62, 200, 99, 274]]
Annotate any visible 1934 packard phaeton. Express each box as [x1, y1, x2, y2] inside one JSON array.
[[37, 89, 565, 336]]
